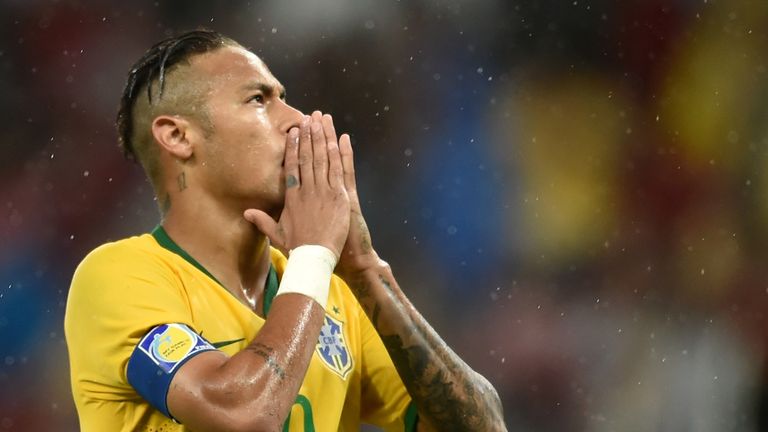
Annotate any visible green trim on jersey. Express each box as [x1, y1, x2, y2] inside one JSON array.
[[404, 401, 418, 431], [262, 263, 279, 316], [151, 225, 279, 317]]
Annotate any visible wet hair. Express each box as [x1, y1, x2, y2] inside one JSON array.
[[116, 29, 239, 162]]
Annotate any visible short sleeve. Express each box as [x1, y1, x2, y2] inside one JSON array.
[[127, 323, 216, 418], [65, 241, 195, 406], [358, 309, 418, 432]]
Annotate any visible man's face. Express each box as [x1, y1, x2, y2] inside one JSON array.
[[186, 45, 303, 213]]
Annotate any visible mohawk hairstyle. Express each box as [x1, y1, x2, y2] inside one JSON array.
[[116, 29, 238, 161]]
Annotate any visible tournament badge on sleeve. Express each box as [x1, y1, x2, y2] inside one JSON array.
[[138, 323, 214, 373], [315, 314, 353, 379]]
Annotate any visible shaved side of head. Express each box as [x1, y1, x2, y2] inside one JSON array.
[[117, 30, 241, 208]]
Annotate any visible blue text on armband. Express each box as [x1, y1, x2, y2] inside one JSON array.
[[127, 323, 216, 418]]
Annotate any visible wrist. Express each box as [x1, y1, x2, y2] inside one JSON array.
[[275, 245, 337, 309], [337, 255, 391, 292]]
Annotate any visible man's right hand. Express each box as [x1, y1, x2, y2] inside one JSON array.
[[244, 113, 350, 259]]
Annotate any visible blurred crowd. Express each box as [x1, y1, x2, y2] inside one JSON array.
[[2, 0, 768, 430]]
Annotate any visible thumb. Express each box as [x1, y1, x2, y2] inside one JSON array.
[[243, 209, 283, 245]]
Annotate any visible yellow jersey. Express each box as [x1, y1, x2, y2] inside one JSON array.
[[65, 227, 416, 432]]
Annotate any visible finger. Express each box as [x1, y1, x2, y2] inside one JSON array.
[[327, 128, 343, 189], [310, 112, 328, 186], [339, 133, 356, 192], [297, 115, 314, 190], [284, 127, 300, 194], [311, 110, 323, 124], [321, 113, 338, 154], [243, 209, 283, 248]]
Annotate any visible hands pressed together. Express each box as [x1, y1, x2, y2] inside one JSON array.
[[244, 111, 377, 276]]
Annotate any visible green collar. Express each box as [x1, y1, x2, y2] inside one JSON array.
[[151, 225, 280, 317]]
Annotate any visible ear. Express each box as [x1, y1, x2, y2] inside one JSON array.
[[151, 115, 194, 160]]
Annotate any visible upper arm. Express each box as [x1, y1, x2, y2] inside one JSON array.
[[65, 244, 196, 416], [125, 322, 228, 421], [164, 349, 241, 429]]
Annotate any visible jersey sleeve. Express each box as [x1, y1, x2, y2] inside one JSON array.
[[65, 241, 197, 423], [357, 306, 419, 432]]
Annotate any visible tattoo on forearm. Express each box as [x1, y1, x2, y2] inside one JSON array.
[[373, 275, 502, 431], [177, 172, 187, 192], [245, 342, 286, 380], [381, 329, 487, 430]]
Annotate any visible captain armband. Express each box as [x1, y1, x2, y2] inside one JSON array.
[[276, 245, 337, 309], [126, 323, 216, 419]]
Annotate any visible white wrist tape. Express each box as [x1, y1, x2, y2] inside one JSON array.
[[275, 245, 337, 309]]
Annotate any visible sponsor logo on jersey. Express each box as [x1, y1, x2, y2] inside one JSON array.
[[137, 323, 214, 373], [316, 314, 353, 379], [211, 338, 245, 349]]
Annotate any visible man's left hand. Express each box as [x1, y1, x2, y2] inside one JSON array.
[[313, 111, 382, 280]]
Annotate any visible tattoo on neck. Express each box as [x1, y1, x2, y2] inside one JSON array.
[[246, 342, 286, 379], [177, 172, 187, 192], [160, 194, 171, 214]]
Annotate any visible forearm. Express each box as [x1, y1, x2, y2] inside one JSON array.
[[169, 294, 325, 431], [343, 260, 506, 432]]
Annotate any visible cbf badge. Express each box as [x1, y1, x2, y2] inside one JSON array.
[[316, 314, 353, 379], [137, 323, 214, 373]]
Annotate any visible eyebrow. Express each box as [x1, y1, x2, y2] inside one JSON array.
[[240, 81, 286, 99]]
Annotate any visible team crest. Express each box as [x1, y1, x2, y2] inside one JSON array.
[[315, 314, 353, 379]]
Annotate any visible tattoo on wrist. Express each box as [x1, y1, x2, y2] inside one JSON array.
[[246, 342, 286, 379], [378, 275, 393, 292]]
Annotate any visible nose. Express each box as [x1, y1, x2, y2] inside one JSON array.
[[277, 99, 304, 134]]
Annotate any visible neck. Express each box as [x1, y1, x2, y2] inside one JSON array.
[[160, 189, 272, 313]]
